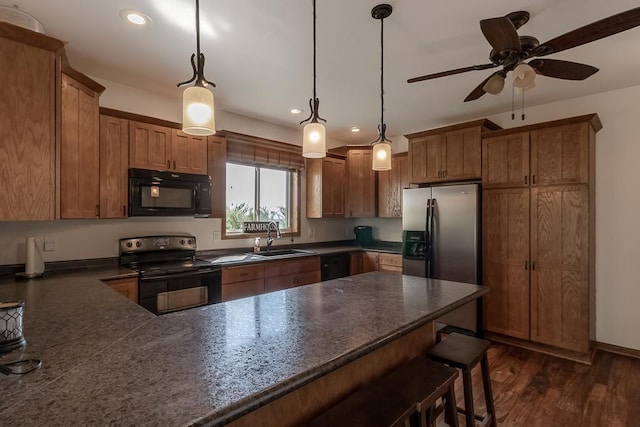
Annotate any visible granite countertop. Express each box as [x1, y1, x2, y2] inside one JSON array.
[[0, 271, 486, 426]]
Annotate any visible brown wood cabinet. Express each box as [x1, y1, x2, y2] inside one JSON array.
[[362, 252, 379, 273], [222, 263, 265, 302], [0, 24, 62, 220], [306, 155, 345, 218], [406, 120, 500, 185], [378, 153, 409, 218], [378, 253, 403, 273], [264, 256, 321, 292], [346, 149, 376, 217], [350, 252, 363, 276], [99, 115, 129, 218], [171, 129, 208, 174], [102, 277, 138, 303], [59, 73, 100, 218], [129, 121, 172, 171], [481, 114, 600, 357], [207, 135, 227, 219]]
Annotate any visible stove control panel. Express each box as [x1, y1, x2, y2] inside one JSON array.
[[119, 235, 197, 254]]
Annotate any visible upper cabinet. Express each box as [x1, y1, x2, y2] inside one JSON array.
[[406, 119, 500, 185], [170, 129, 208, 174], [378, 153, 409, 218], [346, 148, 376, 217], [59, 72, 102, 218], [0, 23, 63, 221], [99, 115, 129, 218], [483, 116, 598, 189], [306, 155, 345, 218], [129, 121, 173, 171]]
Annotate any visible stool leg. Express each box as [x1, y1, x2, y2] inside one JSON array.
[[461, 367, 475, 427], [444, 385, 459, 427], [480, 354, 497, 427]]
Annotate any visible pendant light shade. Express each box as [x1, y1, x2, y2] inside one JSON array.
[[370, 4, 393, 171], [303, 122, 326, 158], [182, 85, 215, 135], [177, 0, 216, 136], [372, 141, 392, 171], [300, 0, 326, 158]]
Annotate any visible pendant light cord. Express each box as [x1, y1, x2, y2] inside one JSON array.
[[379, 16, 385, 137], [312, 0, 317, 102], [196, 0, 201, 58]]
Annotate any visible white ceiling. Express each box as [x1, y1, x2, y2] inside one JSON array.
[[7, 0, 640, 143]]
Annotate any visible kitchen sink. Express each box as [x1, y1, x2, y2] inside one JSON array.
[[252, 249, 316, 258]]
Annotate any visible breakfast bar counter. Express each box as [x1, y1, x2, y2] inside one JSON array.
[[0, 271, 486, 426]]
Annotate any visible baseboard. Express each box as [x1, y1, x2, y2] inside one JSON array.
[[484, 332, 595, 365], [596, 341, 640, 360]]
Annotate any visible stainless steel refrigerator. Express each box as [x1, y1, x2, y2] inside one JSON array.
[[402, 184, 480, 333]]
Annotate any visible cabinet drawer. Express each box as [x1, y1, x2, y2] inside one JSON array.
[[378, 253, 402, 268], [264, 256, 320, 277], [265, 274, 297, 293], [378, 265, 402, 273], [221, 279, 264, 302], [222, 264, 264, 284]]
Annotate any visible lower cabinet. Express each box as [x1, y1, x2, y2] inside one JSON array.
[[222, 264, 265, 302], [349, 252, 363, 276], [362, 251, 403, 274], [101, 277, 138, 303]]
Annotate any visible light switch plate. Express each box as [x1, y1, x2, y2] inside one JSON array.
[[213, 231, 221, 241]]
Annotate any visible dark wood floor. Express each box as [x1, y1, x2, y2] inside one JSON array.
[[437, 342, 640, 426]]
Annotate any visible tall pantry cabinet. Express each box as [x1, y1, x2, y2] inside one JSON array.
[[482, 114, 600, 358]]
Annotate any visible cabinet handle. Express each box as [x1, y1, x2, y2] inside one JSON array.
[[95, 205, 100, 217], [443, 170, 447, 178], [437, 171, 441, 179], [532, 261, 536, 270], [166, 160, 170, 169], [532, 174, 536, 184], [239, 272, 249, 277], [173, 160, 176, 170], [524, 176, 528, 185], [524, 261, 529, 270]]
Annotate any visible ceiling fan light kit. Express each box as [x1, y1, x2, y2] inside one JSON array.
[[300, 0, 326, 159], [370, 3, 393, 172], [407, 7, 640, 103], [177, 0, 216, 136]]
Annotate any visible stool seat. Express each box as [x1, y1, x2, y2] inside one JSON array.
[[427, 333, 497, 427], [427, 333, 491, 368], [305, 357, 459, 427]]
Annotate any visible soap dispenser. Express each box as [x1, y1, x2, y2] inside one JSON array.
[[253, 237, 261, 253]]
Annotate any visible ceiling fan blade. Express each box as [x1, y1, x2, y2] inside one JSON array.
[[464, 72, 501, 102], [480, 17, 521, 52], [407, 63, 497, 83], [529, 59, 599, 80], [534, 7, 640, 57]]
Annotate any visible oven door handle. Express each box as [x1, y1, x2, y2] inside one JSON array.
[[139, 268, 220, 282]]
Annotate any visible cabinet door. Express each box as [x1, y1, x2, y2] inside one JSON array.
[[441, 128, 481, 181], [324, 157, 345, 217], [362, 252, 379, 273], [530, 123, 589, 186], [99, 115, 129, 218], [60, 73, 100, 218], [0, 37, 55, 220], [265, 274, 297, 293], [378, 253, 403, 273], [482, 188, 530, 339], [129, 121, 172, 171], [171, 130, 208, 175], [378, 154, 407, 218], [297, 270, 321, 286], [207, 135, 227, 219], [482, 132, 529, 188], [346, 150, 376, 217], [530, 185, 589, 353], [102, 278, 138, 303], [222, 279, 265, 302], [350, 252, 363, 276], [408, 135, 441, 184]]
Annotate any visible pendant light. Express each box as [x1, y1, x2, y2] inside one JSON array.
[[371, 4, 393, 171], [177, 0, 216, 136], [300, 0, 326, 158]]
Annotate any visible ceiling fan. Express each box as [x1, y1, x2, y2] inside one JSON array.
[[407, 7, 640, 102]]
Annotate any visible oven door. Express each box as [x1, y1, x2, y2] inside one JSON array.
[[138, 268, 221, 315]]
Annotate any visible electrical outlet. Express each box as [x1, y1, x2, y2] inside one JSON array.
[[213, 231, 221, 241], [44, 234, 56, 252]]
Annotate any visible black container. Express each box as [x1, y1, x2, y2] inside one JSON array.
[[353, 226, 374, 246]]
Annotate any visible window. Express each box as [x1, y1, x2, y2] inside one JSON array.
[[225, 163, 295, 234]]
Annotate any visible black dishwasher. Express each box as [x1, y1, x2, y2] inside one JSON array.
[[321, 253, 351, 281]]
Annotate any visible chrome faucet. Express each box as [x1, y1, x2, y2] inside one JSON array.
[[266, 221, 281, 252]]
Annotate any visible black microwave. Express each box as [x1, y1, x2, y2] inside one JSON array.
[[128, 168, 212, 217]]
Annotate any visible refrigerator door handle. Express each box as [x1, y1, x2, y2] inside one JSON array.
[[427, 198, 436, 278]]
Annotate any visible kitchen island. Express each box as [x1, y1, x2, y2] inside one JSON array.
[[0, 271, 486, 426]]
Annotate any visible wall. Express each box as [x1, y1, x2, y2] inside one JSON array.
[[0, 78, 354, 265]]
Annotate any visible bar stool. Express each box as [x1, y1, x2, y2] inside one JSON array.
[[304, 357, 459, 427], [426, 333, 497, 427]]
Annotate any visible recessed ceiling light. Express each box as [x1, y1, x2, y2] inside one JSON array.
[[290, 108, 302, 114], [119, 9, 152, 26], [351, 127, 360, 132]]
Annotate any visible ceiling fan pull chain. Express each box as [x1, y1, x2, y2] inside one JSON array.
[[511, 84, 515, 120], [521, 89, 525, 121]]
